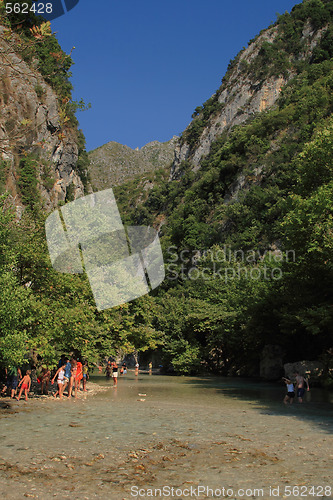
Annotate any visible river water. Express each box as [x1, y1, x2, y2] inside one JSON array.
[[0, 372, 332, 499]]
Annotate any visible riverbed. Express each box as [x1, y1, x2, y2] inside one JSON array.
[[0, 372, 332, 499]]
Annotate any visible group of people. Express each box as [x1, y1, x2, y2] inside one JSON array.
[[0, 355, 142, 401], [51, 355, 89, 400], [105, 361, 129, 386], [0, 368, 32, 402], [0, 355, 89, 401], [2, 362, 311, 405], [283, 371, 310, 405]]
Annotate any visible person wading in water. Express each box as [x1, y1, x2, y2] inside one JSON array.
[[294, 371, 310, 403]]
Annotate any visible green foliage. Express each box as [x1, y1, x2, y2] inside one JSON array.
[[65, 183, 75, 203], [182, 95, 224, 148], [34, 35, 73, 100], [75, 130, 91, 194], [0, 161, 9, 193], [1, 1, 73, 100], [40, 163, 55, 191], [249, 41, 290, 81], [34, 84, 45, 99], [280, 118, 333, 264], [17, 155, 40, 210], [312, 25, 333, 63], [0, 194, 165, 370]]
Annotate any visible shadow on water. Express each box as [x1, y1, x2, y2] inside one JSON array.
[[183, 376, 333, 433]]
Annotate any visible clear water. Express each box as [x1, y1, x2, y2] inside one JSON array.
[[0, 372, 332, 499]]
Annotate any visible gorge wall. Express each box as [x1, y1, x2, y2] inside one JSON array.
[[171, 19, 328, 179], [0, 25, 85, 213]]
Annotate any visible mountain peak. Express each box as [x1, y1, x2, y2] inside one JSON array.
[[88, 136, 178, 189]]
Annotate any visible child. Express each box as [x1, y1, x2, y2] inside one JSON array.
[[16, 370, 31, 401], [82, 360, 88, 392], [283, 377, 295, 405], [51, 364, 66, 399]]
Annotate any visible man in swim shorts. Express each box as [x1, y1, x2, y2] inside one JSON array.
[[294, 371, 309, 403]]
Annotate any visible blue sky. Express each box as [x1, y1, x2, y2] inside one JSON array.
[[51, 0, 300, 152]]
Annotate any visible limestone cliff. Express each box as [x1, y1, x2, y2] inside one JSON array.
[[171, 20, 328, 179], [0, 26, 85, 212]]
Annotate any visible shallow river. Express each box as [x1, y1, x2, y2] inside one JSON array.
[[0, 372, 332, 499]]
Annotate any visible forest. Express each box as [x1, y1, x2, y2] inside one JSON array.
[[0, 0, 332, 383]]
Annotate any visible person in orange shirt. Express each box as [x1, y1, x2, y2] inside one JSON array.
[[74, 359, 83, 398]]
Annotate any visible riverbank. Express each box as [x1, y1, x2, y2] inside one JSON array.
[[0, 379, 107, 404], [0, 375, 332, 499]]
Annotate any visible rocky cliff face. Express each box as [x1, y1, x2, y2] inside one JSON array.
[[88, 136, 178, 190], [0, 26, 85, 211], [170, 21, 328, 179]]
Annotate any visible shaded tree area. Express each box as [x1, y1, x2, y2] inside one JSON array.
[[0, 194, 163, 369]]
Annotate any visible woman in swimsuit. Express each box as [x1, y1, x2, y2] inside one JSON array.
[[282, 377, 295, 405], [112, 362, 118, 387], [52, 364, 66, 399]]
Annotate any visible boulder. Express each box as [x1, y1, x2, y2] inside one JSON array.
[[284, 360, 324, 383], [260, 344, 284, 380]]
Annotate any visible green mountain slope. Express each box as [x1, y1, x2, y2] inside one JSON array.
[[112, 0, 333, 378]]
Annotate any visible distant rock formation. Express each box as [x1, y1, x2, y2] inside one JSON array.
[[88, 136, 178, 189]]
